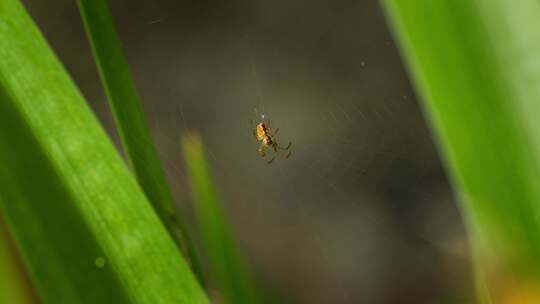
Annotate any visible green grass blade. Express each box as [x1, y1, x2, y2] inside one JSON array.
[[0, 219, 35, 304], [0, 0, 208, 303], [182, 133, 262, 304], [75, 0, 196, 258], [382, 0, 540, 302]]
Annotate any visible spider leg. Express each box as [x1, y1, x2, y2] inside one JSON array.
[[273, 141, 291, 159], [259, 144, 275, 164], [277, 142, 292, 150], [273, 128, 279, 135], [258, 144, 267, 157], [277, 146, 292, 159], [284, 150, 292, 159]]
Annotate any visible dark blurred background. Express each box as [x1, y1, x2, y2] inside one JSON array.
[[21, 0, 472, 303]]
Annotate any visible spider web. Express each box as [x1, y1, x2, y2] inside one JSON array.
[[143, 40, 469, 304], [134, 2, 471, 304], [24, 0, 473, 303]]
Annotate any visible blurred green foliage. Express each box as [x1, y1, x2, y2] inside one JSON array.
[[182, 133, 262, 304], [383, 0, 540, 302]]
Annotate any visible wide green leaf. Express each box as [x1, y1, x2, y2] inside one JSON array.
[[382, 0, 540, 302], [0, 0, 208, 302]]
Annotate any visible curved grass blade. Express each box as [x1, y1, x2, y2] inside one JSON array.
[[75, 0, 202, 278], [382, 0, 540, 302], [182, 133, 262, 304], [0, 0, 208, 302]]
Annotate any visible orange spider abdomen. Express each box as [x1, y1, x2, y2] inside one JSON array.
[[256, 123, 269, 141]]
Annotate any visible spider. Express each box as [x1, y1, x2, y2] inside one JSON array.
[[251, 117, 292, 164]]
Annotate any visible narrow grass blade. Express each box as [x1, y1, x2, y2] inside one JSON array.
[[182, 133, 262, 304], [0, 0, 208, 303], [75, 0, 201, 271], [382, 0, 540, 302], [0, 219, 35, 304]]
